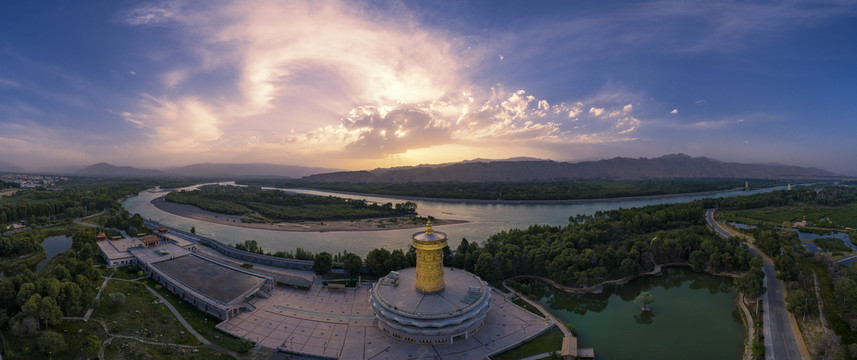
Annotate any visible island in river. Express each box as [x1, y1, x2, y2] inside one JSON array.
[[151, 195, 467, 232]]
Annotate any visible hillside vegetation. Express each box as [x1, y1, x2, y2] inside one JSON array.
[[241, 178, 788, 201], [165, 185, 417, 222]]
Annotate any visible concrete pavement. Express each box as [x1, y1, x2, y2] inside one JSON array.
[[706, 209, 808, 360]]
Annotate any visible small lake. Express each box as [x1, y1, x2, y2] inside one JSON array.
[[35, 235, 73, 272], [793, 229, 856, 253], [122, 183, 789, 257], [0, 235, 73, 279], [530, 268, 744, 360], [729, 222, 757, 230]]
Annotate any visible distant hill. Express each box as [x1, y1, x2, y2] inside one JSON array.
[[166, 163, 339, 178], [76, 162, 165, 177], [0, 161, 24, 173], [74, 162, 339, 178], [303, 154, 839, 183], [370, 157, 544, 175]]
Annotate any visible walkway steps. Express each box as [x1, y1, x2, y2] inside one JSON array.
[[243, 302, 257, 312]]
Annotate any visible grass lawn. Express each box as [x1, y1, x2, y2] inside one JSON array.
[[732, 203, 857, 229], [90, 280, 199, 346], [490, 326, 564, 360], [1, 320, 103, 359], [512, 298, 545, 317], [112, 265, 146, 280], [102, 337, 233, 360], [144, 278, 250, 353]]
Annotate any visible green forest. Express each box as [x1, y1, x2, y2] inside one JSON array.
[[713, 185, 857, 359], [0, 178, 195, 230], [0, 228, 104, 358], [239, 178, 788, 201], [164, 184, 417, 222]]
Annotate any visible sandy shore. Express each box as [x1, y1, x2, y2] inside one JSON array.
[[283, 186, 755, 205], [150, 196, 467, 232]]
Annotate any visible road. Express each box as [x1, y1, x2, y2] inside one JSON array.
[[705, 209, 806, 360]]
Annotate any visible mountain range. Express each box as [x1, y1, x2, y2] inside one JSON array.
[[0, 161, 25, 173], [302, 154, 840, 183], [75, 162, 339, 178]]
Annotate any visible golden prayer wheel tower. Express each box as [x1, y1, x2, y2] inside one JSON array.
[[412, 220, 447, 294]]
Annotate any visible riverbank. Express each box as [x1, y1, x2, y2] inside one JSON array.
[[507, 262, 743, 295], [281, 186, 761, 205], [150, 195, 467, 232]]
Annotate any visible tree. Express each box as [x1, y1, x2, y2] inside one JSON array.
[[634, 291, 655, 312], [365, 248, 391, 276], [236, 338, 254, 353], [313, 252, 333, 275], [786, 289, 810, 319], [11, 316, 40, 337], [37, 330, 67, 355], [22, 293, 43, 326], [190, 226, 196, 234], [689, 250, 707, 270], [774, 253, 797, 281], [386, 249, 410, 271], [84, 335, 101, 358], [735, 259, 766, 305], [342, 253, 363, 276], [474, 252, 495, 281], [39, 296, 63, 329], [108, 292, 125, 307], [835, 278, 857, 317]]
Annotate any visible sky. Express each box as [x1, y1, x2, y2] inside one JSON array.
[[1, 0, 856, 174]]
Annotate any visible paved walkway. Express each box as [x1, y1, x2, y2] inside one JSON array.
[[66, 273, 252, 358], [706, 209, 811, 360], [812, 272, 829, 330], [91, 319, 200, 359], [217, 277, 550, 359], [501, 279, 566, 336], [72, 211, 106, 229], [143, 284, 210, 345], [737, 294, 755, 360], [65, 270, 115, 321]]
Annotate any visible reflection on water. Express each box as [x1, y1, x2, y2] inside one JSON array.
[[122, 183, 788, 256], [527, 268, 743, 360], [2, 235, 73, 278], [35, 235, 73, 272], [729, 222, 757, 230], [793, 229, 856, 253]]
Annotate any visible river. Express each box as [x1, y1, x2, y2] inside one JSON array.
[[122, 183, 788, 257]]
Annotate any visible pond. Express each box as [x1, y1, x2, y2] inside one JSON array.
[[0, 235, 73, 279], [35, 235, 73, 272], [792, 229, 856, 253], [729, 222, 757, 230], [528, 268, 744, 360], [122, 183, 789, 257]]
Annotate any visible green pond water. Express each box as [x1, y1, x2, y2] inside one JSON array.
[[531, 268, 745, 360]]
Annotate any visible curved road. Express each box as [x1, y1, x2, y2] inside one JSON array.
[[705, 209, 805, 360]]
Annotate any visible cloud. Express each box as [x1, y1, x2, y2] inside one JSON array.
[[0, 76, 20, 88], [110, 0, 646, 166], [670, 109, 678, 114]]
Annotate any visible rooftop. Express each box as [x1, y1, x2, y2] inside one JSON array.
[[151, 254, 267, 303], [96, 237, 142, 260], [373, 267, 486, 318]]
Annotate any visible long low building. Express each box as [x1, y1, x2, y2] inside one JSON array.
[[97, 237, 142, 267], [95, 225, 277, 321], [132, 243, 275, 320]]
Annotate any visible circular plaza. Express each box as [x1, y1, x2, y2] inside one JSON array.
[[368, 221, 491, 344]]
